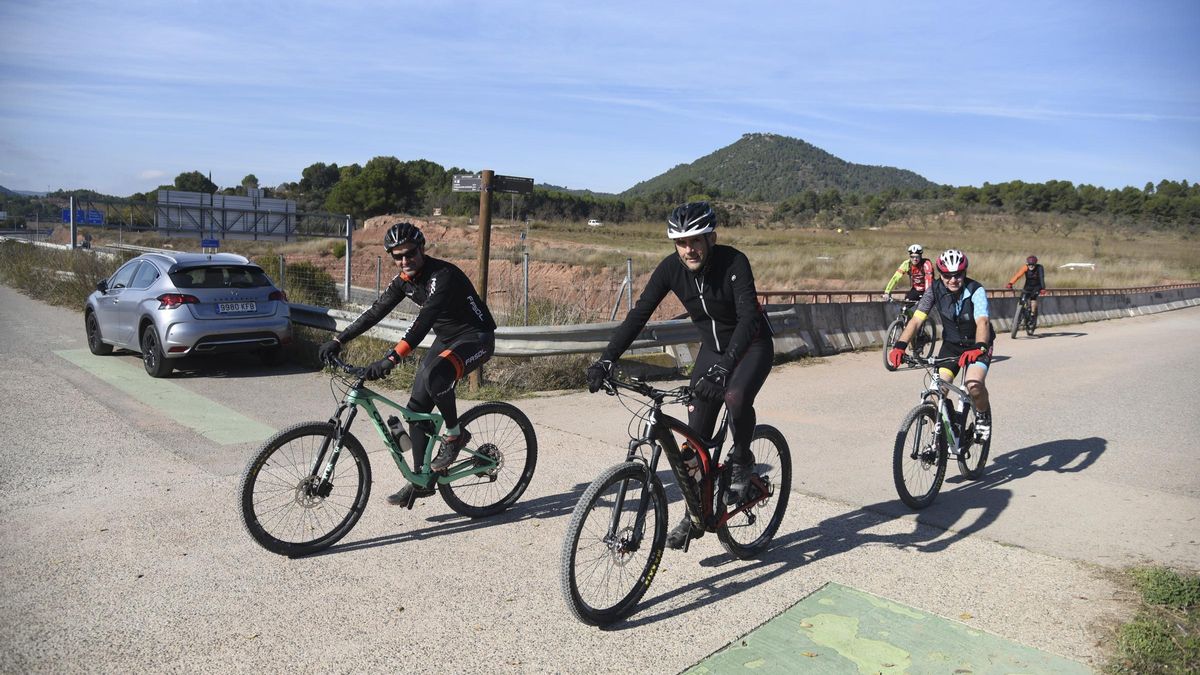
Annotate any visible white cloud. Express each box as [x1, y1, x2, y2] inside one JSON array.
[[138, 170, 166, 180]]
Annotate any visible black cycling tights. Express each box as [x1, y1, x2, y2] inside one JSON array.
[[688, 337, 774, 464], [407, 333, 494, 467]]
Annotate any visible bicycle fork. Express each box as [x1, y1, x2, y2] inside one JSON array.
[[308, 404, 359, 498]]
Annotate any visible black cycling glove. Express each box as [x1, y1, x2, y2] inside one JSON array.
[[586, 359, 613, 393], [317, 339, 342, 364], [692, 364, 729, 402], [363, 351, 399, 380]]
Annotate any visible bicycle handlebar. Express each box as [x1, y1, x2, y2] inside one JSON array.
[[325, 354, 367, 379], [602, 375, 692, 404]]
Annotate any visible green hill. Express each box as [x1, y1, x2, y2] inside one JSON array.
[[622, 133, 939, 201]]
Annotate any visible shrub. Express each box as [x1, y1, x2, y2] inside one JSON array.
[[285, 260, 340, 307]]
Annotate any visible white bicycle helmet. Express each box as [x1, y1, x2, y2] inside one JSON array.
[[936, 249, 968, 274], [907, 244, 923, 255], [667, 202, 716, 240]]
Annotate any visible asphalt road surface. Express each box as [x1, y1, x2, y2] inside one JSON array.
[[1, 284, 1196, 672]]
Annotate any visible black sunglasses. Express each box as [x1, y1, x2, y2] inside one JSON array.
[[941, 271, 965, 280], [390, 248, 420, 261]]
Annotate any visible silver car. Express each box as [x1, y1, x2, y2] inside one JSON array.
[[84, 251, 292, 377]]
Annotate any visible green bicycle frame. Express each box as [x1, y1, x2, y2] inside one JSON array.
[[313, 384, 497, 492]]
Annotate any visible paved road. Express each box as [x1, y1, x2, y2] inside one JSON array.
[[1, 283, 1196, 673]]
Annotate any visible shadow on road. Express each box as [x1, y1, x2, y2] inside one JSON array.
[[1029, 331, 1088, 339], [307, 484, 589, 557], [614, 436, 1107, 629]]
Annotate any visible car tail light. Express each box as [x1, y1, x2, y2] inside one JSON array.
[[268, 290, 288, 302], [157, 293, 199, 309]]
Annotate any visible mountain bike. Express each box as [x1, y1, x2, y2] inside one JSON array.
[[883, 298, 936, 371], [238, 356, 538, 557], [1010, 291, 1037, 339], [892, 354, 990, 509], [560, 375, 791, 626]]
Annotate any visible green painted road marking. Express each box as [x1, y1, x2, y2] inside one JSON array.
[[685, 582, 1091, 674], [56, 350, 275, 445]]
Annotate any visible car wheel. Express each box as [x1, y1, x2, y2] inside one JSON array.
[[85, 311, 113, 355], [141, 325, 173, 378]]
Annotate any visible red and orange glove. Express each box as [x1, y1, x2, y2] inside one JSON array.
[[957, 342, 989, 368], [887, 341, 907, 369]]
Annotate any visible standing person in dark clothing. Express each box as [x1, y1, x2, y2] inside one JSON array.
[[586, 202, 774, 550], [318, 222, 497, 506]]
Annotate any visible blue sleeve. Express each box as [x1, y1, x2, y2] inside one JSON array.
[[971, 287, 989, 319]]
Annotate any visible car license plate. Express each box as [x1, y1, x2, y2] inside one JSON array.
[[218, 301, 256, 313]]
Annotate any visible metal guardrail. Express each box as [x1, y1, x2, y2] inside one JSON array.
[[291, 282, 1200, 358]]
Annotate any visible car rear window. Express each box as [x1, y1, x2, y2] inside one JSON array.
[[170, 265, 273, 289]]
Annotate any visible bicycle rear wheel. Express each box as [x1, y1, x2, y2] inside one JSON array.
[[956, 407, 991, 480], [883, 320, 903, 371], [561, 462, 667, 626], [892, 403, 946, 509], [717, 425, 791, 559], [439, 402, 538, 518], [239, 421, 371, 556]]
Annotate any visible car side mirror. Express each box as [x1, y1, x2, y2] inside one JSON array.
[[95, 279, 108, 293]]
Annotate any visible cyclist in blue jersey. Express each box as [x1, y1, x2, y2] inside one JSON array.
[[888, 249, 994, 441]]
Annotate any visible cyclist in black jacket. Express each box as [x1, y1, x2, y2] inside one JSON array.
[[587, 202, 774, 550], [318, 222, 497, 506]]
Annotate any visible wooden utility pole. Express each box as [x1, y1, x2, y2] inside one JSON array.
[[470, 171, 495, 391]]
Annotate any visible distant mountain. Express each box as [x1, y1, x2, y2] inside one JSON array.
[[0, 185, 47, 197], [536, 183, 617, 198], [622, 133, 938, 201]]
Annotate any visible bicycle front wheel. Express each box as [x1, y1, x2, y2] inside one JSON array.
[[560, 462, 667, 626], [439, 402, 538, 518], [892, 403, 946, 509], [914, 320, 937, 360], [956, 407, 991, 480], [239, 421, 371, 556], [717, 425, 792, 559], [883, 320, 903, 371], [1010, 303, 1024, 340]]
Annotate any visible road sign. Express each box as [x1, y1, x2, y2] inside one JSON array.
[[452, 175, 483, 192], [493, 174, 534, 195], [201, 239, 220, 249], [61, 209, 104, 224]]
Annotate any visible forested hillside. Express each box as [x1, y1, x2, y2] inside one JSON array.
[[622, 133, 937, 201]]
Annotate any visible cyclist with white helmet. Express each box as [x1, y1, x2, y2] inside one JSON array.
[[883, 244, 935, 306], [586, 201, 774, 550], [317, 222, 497, 506], [888, 249, 994, 441], [1007, 255, 1046, 331]]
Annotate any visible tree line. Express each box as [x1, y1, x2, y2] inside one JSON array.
[[2, 159, 1195, 233]]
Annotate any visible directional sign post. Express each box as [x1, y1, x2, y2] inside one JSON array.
[[493, 174, 533, 195], [452, 175, 482, 192]]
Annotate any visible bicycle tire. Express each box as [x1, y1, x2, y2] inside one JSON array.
[[717, 425, 791, 559], [956, 407, 991, 480], [439, 401, 538, 518], [239, 421, 371, 556], [883, 320, 903, 371], [1010, 302, 1024, 340], [892, 403, 946, 509], [915, 320, 937, 360], [560, 462, 667, 626]]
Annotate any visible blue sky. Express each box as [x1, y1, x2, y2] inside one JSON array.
[[1, 0, 1197, 197]]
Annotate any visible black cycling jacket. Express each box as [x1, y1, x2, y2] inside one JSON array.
[[602, 245, 770, 370], [337, 256, 496, 356]]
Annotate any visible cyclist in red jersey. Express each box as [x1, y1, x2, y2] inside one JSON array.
[[883, 244, 935, 306]]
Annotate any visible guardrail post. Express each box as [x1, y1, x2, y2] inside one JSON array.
[[523, 252, 530, 326], [626, 258, 633, 310]]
